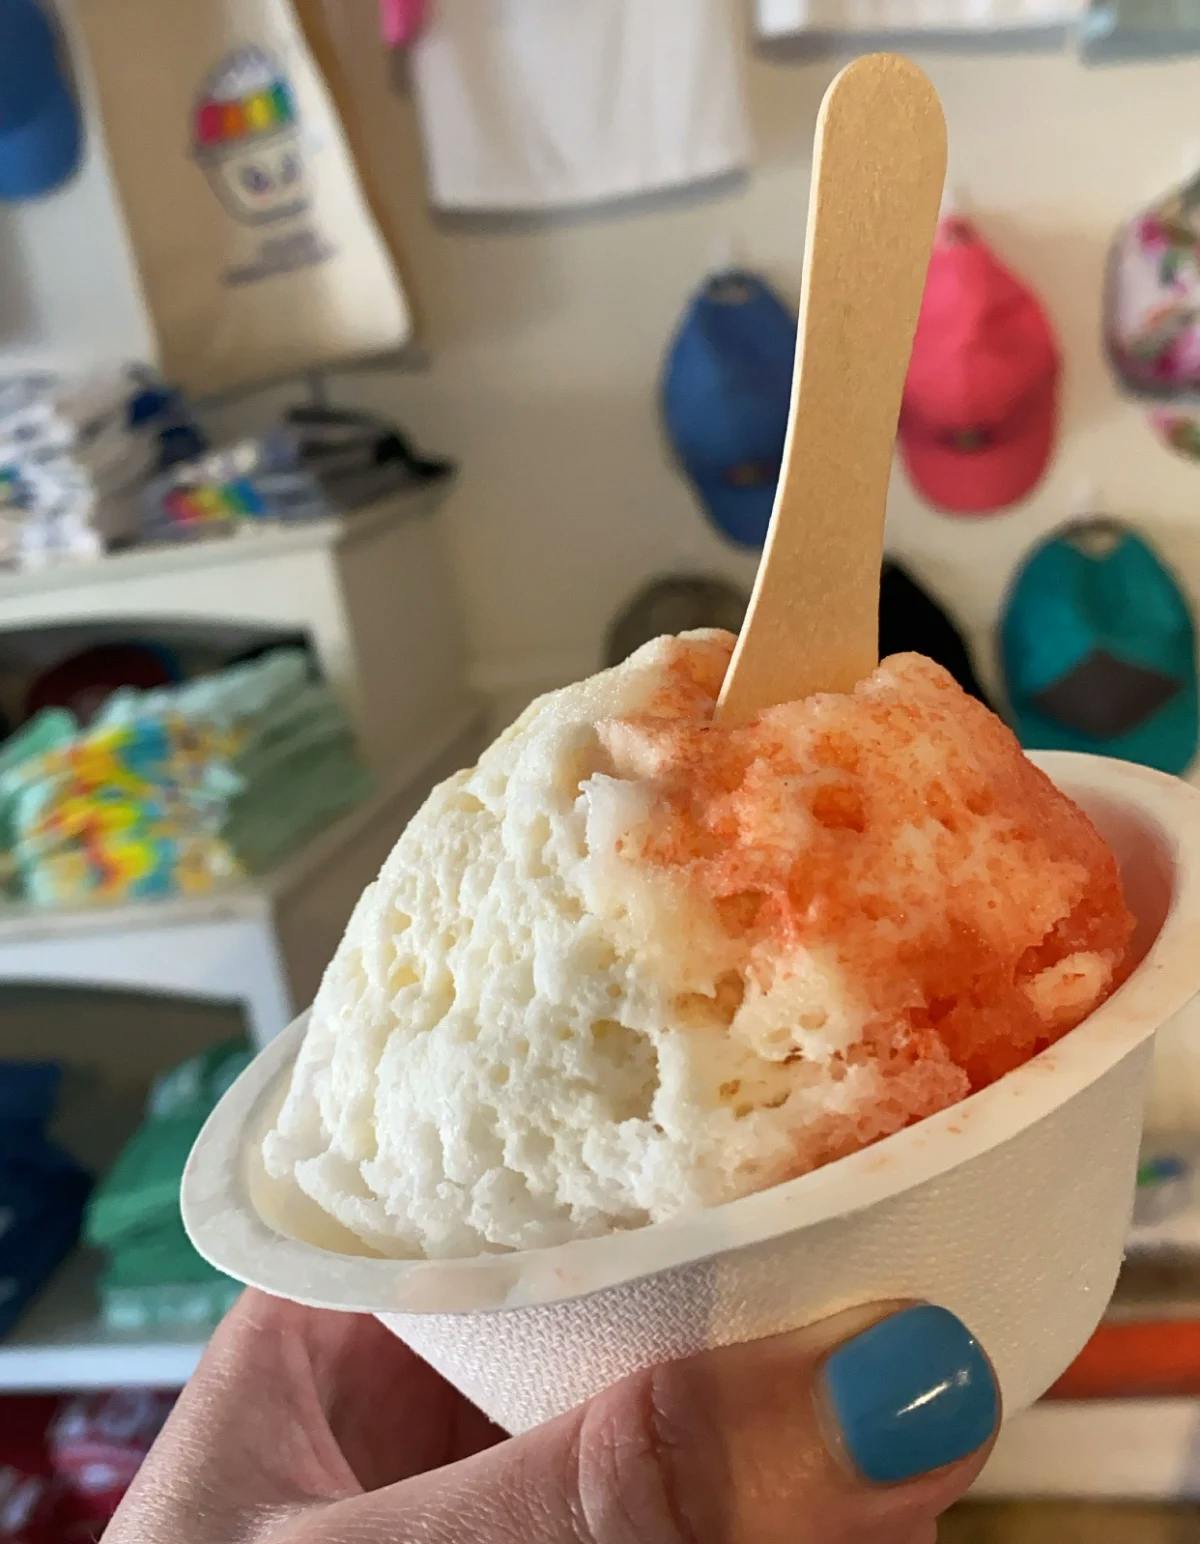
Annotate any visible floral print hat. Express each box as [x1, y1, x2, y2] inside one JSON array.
[[1106, 173, 1200, 459]]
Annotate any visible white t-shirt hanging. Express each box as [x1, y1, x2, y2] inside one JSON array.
[[74, 0, 411, 397], [411, 0, 750, 212], [756, 0, 1082, 33]]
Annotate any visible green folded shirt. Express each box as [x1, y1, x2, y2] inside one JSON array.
[[87, 1039, 252, 1251]]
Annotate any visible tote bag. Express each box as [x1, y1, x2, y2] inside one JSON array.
[[75, 0, 411, 395]]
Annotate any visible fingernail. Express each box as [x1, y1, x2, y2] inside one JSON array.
[[820, 1304, 999, 1485]]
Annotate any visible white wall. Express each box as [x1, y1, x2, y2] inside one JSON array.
[[300, 18, 1200, 716], [8, 8, 1200, 720]]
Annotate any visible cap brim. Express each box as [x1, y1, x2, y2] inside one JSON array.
[[689, 476, 776, 550], [900, 400, 1056, 518], [1008, 685, 1199, 779], [1148, 408, 1200, 463], [0, 81, 81, 201]]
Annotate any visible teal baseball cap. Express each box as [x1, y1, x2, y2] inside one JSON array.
[[1000, 517, 1198, 775]]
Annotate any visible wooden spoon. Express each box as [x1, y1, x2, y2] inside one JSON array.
[[716, 55, 947, 725]]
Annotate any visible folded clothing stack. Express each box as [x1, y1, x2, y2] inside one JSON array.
[[143, 407, 453, 542], [98, 648, 374, 874], [142, 426, 331, 540], [0, 1064, 92, 1343], [0, 648, 372, 907], [220, 682, 375, 872], [0, 369, 204, 570], [284, 405, 455, 511], [0, 712, 244, 907], [0, 710, 76, 853], [86, 1041, 251, 1333]]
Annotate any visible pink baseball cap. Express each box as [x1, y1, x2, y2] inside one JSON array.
[[899, 218, 1061, 517]]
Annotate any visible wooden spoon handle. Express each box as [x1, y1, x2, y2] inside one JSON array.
[[716, 55, 946, 725]]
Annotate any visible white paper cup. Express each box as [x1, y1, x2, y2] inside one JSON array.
[[184, 752, 1200, 1434]]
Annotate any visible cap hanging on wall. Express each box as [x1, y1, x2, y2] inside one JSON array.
[[661, 270, 797, 550], [1106, 174, 1200, 395], [1000, 517, 1198, 776], [603, 561, 992, 709], [899, 218, 1060, 517], [0, 0, 82, 201], [379, 0, 427, 47], [1106, 171, 1200, 459], [880, 559, 991, 709], [605, 574, 749, 666]]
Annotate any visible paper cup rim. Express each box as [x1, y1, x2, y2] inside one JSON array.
[[184, 752, 1200, 1316]]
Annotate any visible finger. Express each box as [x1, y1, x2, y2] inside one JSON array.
[[315, 1310, 504, 1486], [104, 1292, 497, 1544], [336, 1301, 999, 1544], [105, 1294, 355, 1544]]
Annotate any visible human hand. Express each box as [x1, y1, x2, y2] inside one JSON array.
[[105, 1290, 999, 1543]]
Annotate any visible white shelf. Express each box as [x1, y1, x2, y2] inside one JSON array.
[[976, 1398, 1200, 1502], [0, 490, 431, 603], [0, 1252, 206, 1393], [0, 483, 469, 777]]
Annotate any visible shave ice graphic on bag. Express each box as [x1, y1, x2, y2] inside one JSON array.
[[192, 45, 335, 284]]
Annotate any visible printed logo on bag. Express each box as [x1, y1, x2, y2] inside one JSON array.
[[192, 46, 335, 286]]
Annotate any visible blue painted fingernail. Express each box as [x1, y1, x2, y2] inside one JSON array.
[[821, 1305, 999, 1485]]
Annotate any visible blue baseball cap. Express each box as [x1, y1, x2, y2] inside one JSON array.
[[661, 271, 796, 550], [0, 0, 82, 202], [1000, 517, 1198, 776]]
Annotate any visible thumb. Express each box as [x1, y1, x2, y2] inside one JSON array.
[[337, 1302, 1000, 1543]]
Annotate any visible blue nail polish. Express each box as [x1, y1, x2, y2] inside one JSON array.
[[821, 1305, 999, 1485]]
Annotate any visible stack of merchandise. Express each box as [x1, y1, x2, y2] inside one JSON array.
[[49, 1388, 175, 1537], [85, 1042, 250, 1334], [0, 648, 372, 908], [0, 369, 203, 570], [142, 426, 333, 540], [0, 709, 242, 908], [96, 648, 374, 880], [0, 1064, 92, 1341], [284, 405, 454, 511], [0, 1389, 173, 1542], [142, 407, 453, 544]]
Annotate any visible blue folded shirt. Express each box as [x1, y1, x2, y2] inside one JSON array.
[[0, 1145, 92, 1339], [0, 1061, 62, 1152]]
